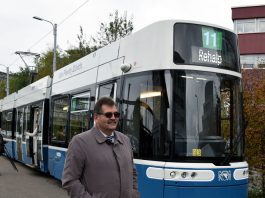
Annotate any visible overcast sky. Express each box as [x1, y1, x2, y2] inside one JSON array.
[[0, 0, 264, 73]]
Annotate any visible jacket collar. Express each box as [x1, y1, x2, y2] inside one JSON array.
[[92, 127, 124, 145]]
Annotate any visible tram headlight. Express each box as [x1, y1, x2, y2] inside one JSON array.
[[191, 172, 197, 178], [170, 171, 177, 178], [181, 172, 188, 178]]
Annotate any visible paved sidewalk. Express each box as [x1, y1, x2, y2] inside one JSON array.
[[0, 156, 68, 198]]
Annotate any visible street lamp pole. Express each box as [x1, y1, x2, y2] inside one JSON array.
[[0, 64, 10, 96], [33, 16, 57, 75]]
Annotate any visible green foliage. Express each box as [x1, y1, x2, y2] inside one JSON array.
[[9, 67, 31, 94], [0, 80, 6, 98], [0, 10, 133, 99], [93, 10, 133, 47], [242, 69, 265, 196], [34, 10, 132, 82], [61, 26, 98, 67], [36, 49, 55, 80], [35, 26, 98, 81], [248, 188, 264, 198], [0, 67, 33, 98]]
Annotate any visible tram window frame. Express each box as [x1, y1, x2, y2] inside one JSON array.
[[29, 102, 45, 137], [97, 82, 117, 100], [121, 71, 171, 161], [1, 110, 14, 139], [16, 105, 30, 142], [69, 91, 91, 140], [16, 107, 24, 140], [51, 96, 70, 147]]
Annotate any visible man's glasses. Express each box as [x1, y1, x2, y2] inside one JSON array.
[[97, 112, 120, 118]]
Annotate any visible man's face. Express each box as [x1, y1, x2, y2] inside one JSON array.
[[94, 104, 119, 134]]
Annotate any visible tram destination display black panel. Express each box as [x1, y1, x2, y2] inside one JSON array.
[[173, 23, 240, 72]]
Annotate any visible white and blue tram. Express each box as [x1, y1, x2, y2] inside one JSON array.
[[0, 20, 248, 197], [0, 77, 51, 172]]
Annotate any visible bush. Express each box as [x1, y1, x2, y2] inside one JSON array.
[[248, 188, 264, 198]]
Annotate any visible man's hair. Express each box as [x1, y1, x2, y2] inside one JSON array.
[[94, 97, 116, 114]]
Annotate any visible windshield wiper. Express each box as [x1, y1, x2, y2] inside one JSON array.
[[220, 121, 247, 166]]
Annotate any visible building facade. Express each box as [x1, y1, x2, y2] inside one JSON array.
[[232, 5, 265, 68]]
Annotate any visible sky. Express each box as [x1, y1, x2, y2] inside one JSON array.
[[0, 0, 264, 73]]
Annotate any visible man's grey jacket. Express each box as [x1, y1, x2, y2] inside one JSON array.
[[62, 127, 140, 198]]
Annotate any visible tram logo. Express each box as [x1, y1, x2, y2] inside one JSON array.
[[218, 170, 231, 181]]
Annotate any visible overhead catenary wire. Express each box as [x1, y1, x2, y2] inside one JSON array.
[[9, 0, 91, 70], [28, 0, 91, 50]]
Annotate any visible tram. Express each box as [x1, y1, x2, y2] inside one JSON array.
[[0, 20, 248, 197]]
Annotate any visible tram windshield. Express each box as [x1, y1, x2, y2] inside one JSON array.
[[172, 70, 243, 162], [121, 70, 243, 163]]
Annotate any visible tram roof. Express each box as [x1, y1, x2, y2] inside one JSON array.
[[50, 20, 237, 95], [1, 92, 16, 111], [16, 76, 51, 107]]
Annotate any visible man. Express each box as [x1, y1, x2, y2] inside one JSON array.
[[62, 97, 140, 198]]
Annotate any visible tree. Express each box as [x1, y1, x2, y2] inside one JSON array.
[[242, 69, 265, 196], [0, 10, 134, 98], [35, 49, 57, 80], [61, 26, 98, 67], [35, 26, 98, 81], [0, 80, 6, 99], [93, 10, 133, 47], [9, 67, 32, 94], [35, 10, 133, 82]]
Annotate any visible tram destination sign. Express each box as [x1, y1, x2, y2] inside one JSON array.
[[174, 23, 240, 71], [202, 27, 222, 50], [192, 27, 223, 66], [192, 47, 222, 66]]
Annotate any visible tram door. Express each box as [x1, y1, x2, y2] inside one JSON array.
[[26, 106, 43, 166], [16, 108, 23, 161]]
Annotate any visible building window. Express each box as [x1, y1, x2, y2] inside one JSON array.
[[241, 54, 265, 68], [258, 19, 265, 32], [234, 18, 265, 33], [235, 19, 256, 33]]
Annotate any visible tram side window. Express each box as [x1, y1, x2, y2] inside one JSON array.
[[16, 106, 34, 142], [52, 97, 69, 142], [16, 107, 24, 139], [98, 83, 115, 99], [122, 71, 170, 160], [1, 111, 13, 138], [70, 92, 91, 140], [24, 106, 30, 132], [35, 105, 43, 135]]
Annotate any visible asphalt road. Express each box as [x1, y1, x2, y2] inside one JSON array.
[[0, 156, 68, 198]]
